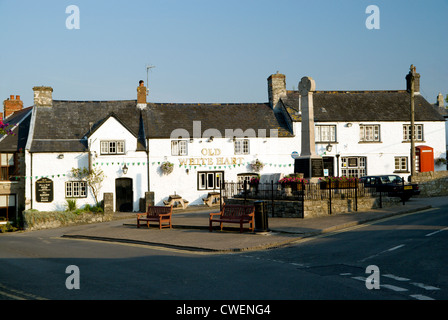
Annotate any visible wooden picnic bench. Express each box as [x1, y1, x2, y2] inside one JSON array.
[[137, 205, 173, 229], [209, 204, 255, 233], [163, 194, 189, 209], [202, 192, 221, 207]]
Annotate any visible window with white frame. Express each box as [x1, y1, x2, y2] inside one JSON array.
[[65, 181, 87, 198], [0, 153, 17, 181], [234, 139, 250, 155], [171, 140, 188, 156], [403, 124, 423, 142], [316, 125, 336, 142], [360, 124, 380, 142], [394, 156, 408, 172], [341, 157, 367, 178], [198, 171, 223, 190], [100, 141, 125, 155]]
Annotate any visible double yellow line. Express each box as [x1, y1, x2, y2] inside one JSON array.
[[0, 283, 47, 300]]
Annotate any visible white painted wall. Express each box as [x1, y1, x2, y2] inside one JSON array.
[[25, 114, 446, 212]]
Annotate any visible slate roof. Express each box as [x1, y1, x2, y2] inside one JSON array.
[[0, 107, 32, 152], [29, 101, 292, 153], [282, 90, 445, 122]]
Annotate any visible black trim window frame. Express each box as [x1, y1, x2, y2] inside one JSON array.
[[197, 171, 224, 190]]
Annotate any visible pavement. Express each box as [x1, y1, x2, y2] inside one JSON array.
[[61, 196, 448, 253]]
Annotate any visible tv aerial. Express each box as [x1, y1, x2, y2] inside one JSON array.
[[146, 64, 156, 95]]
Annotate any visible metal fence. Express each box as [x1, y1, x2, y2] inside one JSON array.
[[220, 180, 386, 217]]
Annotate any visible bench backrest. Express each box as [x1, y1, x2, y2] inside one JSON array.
[[147, 205, 173, 217], [221, 205, 255, 219]]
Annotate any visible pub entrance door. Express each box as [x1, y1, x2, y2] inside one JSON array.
[[115, 178, 133, 212]]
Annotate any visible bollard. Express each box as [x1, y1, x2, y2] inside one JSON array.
[[254, 201, 269, 233]]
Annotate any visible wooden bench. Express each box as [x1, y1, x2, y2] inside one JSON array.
[[163, 195, 189, 209], [209, 204, 255, 233], [137, 205, 173, 229], [202, 192, 221, 207]]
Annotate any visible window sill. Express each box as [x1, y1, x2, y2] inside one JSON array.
[[393, 170, 410, 174], [315, 142, 338, 144], [402, 141, 425, 143], [358, 141, 382, 144]]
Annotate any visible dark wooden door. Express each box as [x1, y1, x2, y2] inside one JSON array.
[[115, 178, 133, 212]]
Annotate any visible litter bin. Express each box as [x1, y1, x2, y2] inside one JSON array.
[[254, 201, 269, 233]]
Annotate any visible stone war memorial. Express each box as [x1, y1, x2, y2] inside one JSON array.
[[294, 76, 324, 181]]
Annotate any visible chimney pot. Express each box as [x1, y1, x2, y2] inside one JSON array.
[[10, 95, 14, 100]]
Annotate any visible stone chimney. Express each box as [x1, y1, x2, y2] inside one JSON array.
[[267, 72, 286, 108], [33, 86, 53, 107], [137, 80, 147, 110], [3, 95, 24, 118], [406, 65, 420, 94], [437, 93, 445, 108]]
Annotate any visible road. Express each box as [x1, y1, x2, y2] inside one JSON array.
[[0, 203, 447, 302]]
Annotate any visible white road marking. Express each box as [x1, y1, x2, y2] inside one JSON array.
[[381, 284, 408, 292], [411, 282, 440, 290], [360, 244, 405, 262], [426, 227, 448, 237], [386, 244, 405, 252], [383, 274, 410, 281], [410, 294, 435, 300]]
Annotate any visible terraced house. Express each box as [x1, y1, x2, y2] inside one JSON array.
[[22, 70, 445, 213]]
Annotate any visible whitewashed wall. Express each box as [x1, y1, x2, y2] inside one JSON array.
[[25, 116, 445, 212]]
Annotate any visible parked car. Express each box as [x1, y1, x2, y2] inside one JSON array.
[[359, 175, 420, 201]]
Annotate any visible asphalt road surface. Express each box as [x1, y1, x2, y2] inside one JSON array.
[[0, 204, 447, 302]]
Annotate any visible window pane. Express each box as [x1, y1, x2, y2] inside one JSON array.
[[179, 141, 187, 155], [0, 195, 7, 207], [199, 173, 206, 189], [207, 173, 215, 189], [109, 142, 116, 154], [234, 141, 241, 154], [101, 142, 109, 154], [117, 141, 124, 154]]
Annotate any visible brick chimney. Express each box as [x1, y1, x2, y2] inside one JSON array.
[[267, 72, 286, 108], [137, 80, 147, 110], [33, 86, 53, 107], [3, 95, 24, 118]]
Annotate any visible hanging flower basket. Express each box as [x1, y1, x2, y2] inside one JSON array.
[[160, 161, 174, 175], [251, 159, 264, 172]]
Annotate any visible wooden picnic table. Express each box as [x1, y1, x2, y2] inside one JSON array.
[[163, 194, 189, 210], [202, 192, 221, 207]]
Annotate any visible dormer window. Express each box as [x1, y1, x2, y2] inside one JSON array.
[[100, 140, 125, 155]]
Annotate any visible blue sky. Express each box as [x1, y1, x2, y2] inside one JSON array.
[[1, 0, 447, 111]]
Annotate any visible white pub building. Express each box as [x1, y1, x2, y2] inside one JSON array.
[[24, 69, 446, 212]]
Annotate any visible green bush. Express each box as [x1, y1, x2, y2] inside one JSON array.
[[66, 199, 77, 211]]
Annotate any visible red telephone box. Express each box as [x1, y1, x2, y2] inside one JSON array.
[[415, 145, 434, 172]]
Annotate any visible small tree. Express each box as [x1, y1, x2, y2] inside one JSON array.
[[70, 167, 105, 206]]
